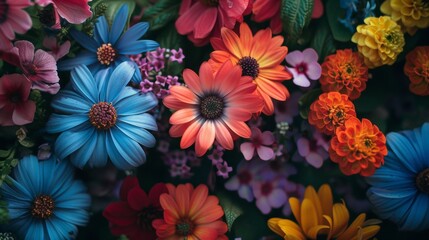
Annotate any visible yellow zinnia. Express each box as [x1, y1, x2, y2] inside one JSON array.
[[381, 0, 429, 35], [351, 16, 405, 69], [267, 184, 381, 240]]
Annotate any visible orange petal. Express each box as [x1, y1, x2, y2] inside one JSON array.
[[256, 78, 288, 100], [277, 219, 306, 240], [214, 60, 240, 95], [214, 121, 234, 150], [193, 224, 223, 240], [225, 107, 253, 122], [356, 225, 380, 240], [307, 225, 330, 239], [239, 23, 253, 56], [304, 186, 323, 224], [331, 203, 350, 237], [221, 27, 243, 59], [318, 184, 333, 217], [258, 46, 288, 68], [183, 68, 203, 96], [250, 28, 272, 61], [180, 120, 203, 149], [175, 184, 191, 217], [163, 95, 194, 110], [300, 198, 318, 236], [337, 213, 366, 240], [289, 197, 301, 225], [223, 119, 251, 138], [195, 120, 215, 156], [259, 66, 292, 81], [268, 218, 285, 237], [160, 194, 180, 220], [193, 205, 224, 224], [199, 62, 215, 91], [169, 121, 192, 138], [189, 184, 209, 217], [170, 86, 198, 104], [170, 108, 198, 125], [258, 88, 275, 115], [209, 50, 232, 64]]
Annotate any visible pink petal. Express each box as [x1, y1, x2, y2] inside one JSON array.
[[285, 50, 304, 67], [238, 186, 254, 202], [225, 177, 240, 190], [261, 131, 275, 145], [312, 0, 324, 19], [35, 0, 53, 7], [0, 106, 14, 126], [306, 152, 324, 168], [306, 62, 322, 80], [12, 101, 36, 125], [0, 23, 15, 40], [175, 2, 207, 35], [194, 7, 217, 39], [256, 197, 271, 214], [268, 189, 287, 208], [7, 8, 32, 34], [302, 48, 319, 63], [0, 32, 13, 51], [219, 0, 248, 19], [291, 70, 311, 87], [256, 145, 275, 161], [240, 142, 255, 160], [52, 0, 92, 24], [297, 138, 310, 157], [15, 40, 35, 64]]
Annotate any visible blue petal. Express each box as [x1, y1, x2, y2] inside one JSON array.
[[94, 16, 109, 44], [366, 165, 414, 190], [58, 51, 97, 71], [25, 221, 45, 240], [94, 66, 113, 97], [117, 121, 156, 147], [367, 188, 414, 223], [70, 132, 97, 168], [106, 127, 146, 169], [116, 22, 149, 48], [400, 194, 429, 231], [55, 208, 90, 226], [117, 40, 159, 55], [51, 90, 91, 114], [386, 131, 420, 173], [46, 163, 74, 199], [87, 131, 108, 168], [115, 92, 158, 115], [46, 114, 89, 134], [0, 177, 33, 201], [71, 65, 99, 104], [70, 29, 98, 52], [56, 181, 90, 210], [54, 126, 95, 161], [418, 123, 429, 166], [119, 114, 158, 131], [47, 217, 78, 239], [14, 156, 42, 196], [131, 60, 142, 83], [106, 61, 134, 102], [109, 4, 129, 45]]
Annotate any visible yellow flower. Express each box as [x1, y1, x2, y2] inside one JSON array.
[[381, 0, 429, 35], [267, 184, 381, 240], [351, 16, 405, 69]]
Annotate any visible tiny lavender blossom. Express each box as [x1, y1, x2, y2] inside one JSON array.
[[169, 48, 185, 63], [216, 161, 233, 179], [285, 48, 322, 87]]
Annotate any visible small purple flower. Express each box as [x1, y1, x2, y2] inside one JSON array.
[[208, 147, 224, 165], [148, 47, 166, 61], [166, 75, 179, 86], [155, 75, 167, 86], [285, 48, 322, 87], [225, 161, 264, 202], [140, 79, 153, 93], [216, 161, 233, 179], [253, 178, 287, 214], [294, 130, 329, 168], [240, 127, 275, 161], [169, 48, 185, 63]]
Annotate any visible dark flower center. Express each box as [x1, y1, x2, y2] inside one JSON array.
[[296, 63, 308, 74], [176, 219, 194, 236], [97, 43, 116, 65], [38, 5, 55, 27], [199, 0, 219, 7], [9, 93, 20, 103], [199, 95, 224, 120], [416, 168, 429, 194], [261, 182, 273, 196], [89, 102, 117, 130], [238, 171, 252, 184], [31, 195, 54, 219], [137, 207, 163, 230], [238, 56, 260, 79], [0, 0, 9, 24]]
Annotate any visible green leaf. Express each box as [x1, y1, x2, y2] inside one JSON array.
[[299, 88, 323, 119], [281, 0, 314, 42], [326, 0, 354, 42], [103, 0, 136, 24], [310, 16, 336, 61], [142, 0, 180, 31], [218, 192, 243, 231]]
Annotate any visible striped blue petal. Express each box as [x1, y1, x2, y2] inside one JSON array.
[[109, 4, 128, 45], [116, 22, 149, 48], [57, 51, 97, 71], [115, 92, 158, 115], [54, 126, 95, 160], [46, 114, 89, 134], [51, 90, 91, 114], [106, 127, 146, 169], [94, 16, 109, 44], [118, 113, 158, 131], [106, 61, 134, 102], [70, 29, 98, 52], [117, 121, 156, 147], [71, 65, 99, 104], [117, 40, 159, 55]]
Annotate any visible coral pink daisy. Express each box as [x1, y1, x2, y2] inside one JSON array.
[[163, 60, 263, 156], [0, 0, 32, 50], [35, 0, 92, 26], [175, 0, 249, 46], [0, 74, 36, 126]]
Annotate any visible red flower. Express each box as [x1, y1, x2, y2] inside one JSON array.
[[103, 177, 168, 240], [0, 74, 35, 126], [35, 0, 92, 27]]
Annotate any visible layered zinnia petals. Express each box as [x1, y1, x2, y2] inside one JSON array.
[[209, 23, 292, 115], [164, 60, 263, 156], [404, 46, 429, 96], [329, 117, 388, 176], [152, 183, 228, 240]]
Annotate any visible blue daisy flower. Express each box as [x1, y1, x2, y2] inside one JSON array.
[[58, 4, 158, 81], [0, 155, 90, 240], [46, 62, 158, 169], [366, 123, 429, 231]]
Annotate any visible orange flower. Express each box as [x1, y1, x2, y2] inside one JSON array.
[[308, 92, 356, 136], [404, 46, 429, 96], [329, 117, 387, 176], [163, 60, 263, 156], [209, 23, 292, 115], [320, 49, 368, 100], [152, 184, 228, 240]]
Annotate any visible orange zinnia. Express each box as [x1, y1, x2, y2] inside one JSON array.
[[320, 49, 368, 100], [163, 60, 263, 156], [404, 46, 429, 96], [308, 92, 356, 135], [209, 22, 292, 115], [152, 183, 228, 240], [329, 117, 387, 176]]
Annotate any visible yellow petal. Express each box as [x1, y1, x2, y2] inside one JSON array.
[[277, 219, 306, 240], [354, 225, 381, 240], [289, 197, 301, 225], [307, 225, 330, 239], [317, 184, 333, 217], [331, 203, 350, 237], [337, 213, 366, 240], [300, 199, 319, 236], [304, 186, 323, 223], [268, 218, 286, 237], [322, 215, 333, 239]]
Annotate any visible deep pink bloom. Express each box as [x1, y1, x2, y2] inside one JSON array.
[[0, 74, 36, 126], [35, 0, 92, 26], [0, 0, 33, 50], [286, 48, 322, 87], [240, 127, 275, 161], [175, 0, 249, 46], [42, 37, 71, 60], [169, 48, 185, 63], [6, 41, 60, 94]]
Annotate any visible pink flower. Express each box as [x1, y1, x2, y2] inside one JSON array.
[[216, 161, 233, 179], [240, 127, 275, 161], [175, 0, 249, 46], [6, 41, 60, 94], [312, 0, 324, 19], [253, 178, 287, 214], [0, 74, 36, 126], [225, 160, 264, 202], [35, 0, 92, 26], [295, 130, 329, 168], [169, 48, 185, 63], [0, 0, 33, 50], [285, 48, 322, 88], [42, 37, 71, 60]]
